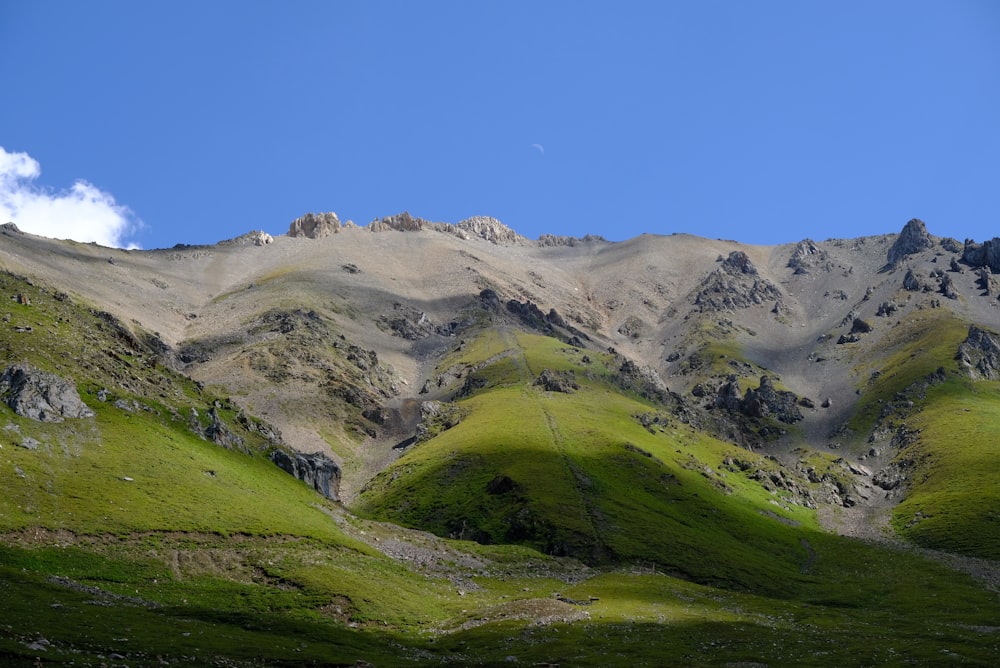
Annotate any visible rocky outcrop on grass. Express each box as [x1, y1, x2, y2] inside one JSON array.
[[957, 325, 1000, 380], [887, 218, 934, 267], [693, 251, 782, 312], [270, 449, 341, 500], [713, 375, 803, 424], [535, 369, 578, 393], [0, 364, 94, 422]]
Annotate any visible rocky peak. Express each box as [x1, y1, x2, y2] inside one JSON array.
[[693, 251, 782, 312], [368, 211, 428, 232], [787, 239, 830, 274], [887, 219, 933, 266], [720, 251, 758, 275], [288, 212, 341, 239], [455, 216, 524, 245]]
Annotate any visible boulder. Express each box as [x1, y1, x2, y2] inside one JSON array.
[[0, 364, 94, 422], [288, 212, 341, 238], [887, 219, 933, 266], [270, 450, 341, 501]]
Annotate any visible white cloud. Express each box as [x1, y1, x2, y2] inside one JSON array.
[[0, 146, 141, 249]]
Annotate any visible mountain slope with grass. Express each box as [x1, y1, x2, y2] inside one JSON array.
[[0, 217, 999, 665]]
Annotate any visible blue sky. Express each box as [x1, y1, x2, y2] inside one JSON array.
[[1, 1, 998, 249]]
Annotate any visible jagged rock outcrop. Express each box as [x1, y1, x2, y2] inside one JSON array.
[[220, 230, 273, 246], [693, 251, 782, 312], [270, 450, 341, 501], [455, 216, 523, 245], [976, 267, 999, 296], [961, 237, 1000, 273], [876, 301, 898, 317], [887, 219, 933, 266], [938, 273, 959, 300], [368, 211, 428, 232], [537, 233, 606, 247], [956, 325, 1000, 380], [715, 375, 803, 424], [1, 222, 23, 235], [0, 364, 95, 422], [787, 239, 829, 274], [902, 268, 928, 292], [535, 369, 578, 393], [288, 212, 341, 238], [204, 407, 245, 452]]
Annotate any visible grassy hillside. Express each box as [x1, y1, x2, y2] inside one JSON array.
[[2, 271, 1000, 665]]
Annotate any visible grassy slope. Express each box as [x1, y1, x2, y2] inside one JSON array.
[[846, 309, 1000, 558], [2, 274, 999, 665]]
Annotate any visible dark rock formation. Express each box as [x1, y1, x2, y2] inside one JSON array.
[[887, 219, 933, 266], [204, 407, 245, 452], [961, 237, 1000, 273], [976, 267, 999, 296], [876, 301, 898, 317], [957, 325, 1000, 380], [938, 273, 959, 300], [741, 376, 803, 424], [535, 369, 579, 393], [902, 268, 927, 292], [288, 212, 340, 238], [479, 289, 502, 311], [270, 450, 341, 501], [693, 251, 782, 312], [850, 318, 873, 334], [1, 222, 22, 235], [0, 365, 95, 422]]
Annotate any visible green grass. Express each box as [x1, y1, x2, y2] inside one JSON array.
[[2, 273, 1000, 665]]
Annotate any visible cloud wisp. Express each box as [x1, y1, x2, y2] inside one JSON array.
[[0, 147, 141, 249]]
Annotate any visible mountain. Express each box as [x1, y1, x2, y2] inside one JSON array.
[[0, 215, 998, 666]]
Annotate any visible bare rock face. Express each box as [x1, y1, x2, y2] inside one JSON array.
[[957, 325, 1000, 380], [535, 369, 579, 393], [270, 449, 341, 501], [902, 268, 927, 292], [456, 216, 524, 245], [787, 239, 829, 274], [0, 364, 95, 422], [368, 211, 427, 232], [288, 212, 341, 239], [220, 230, 273, 246], [962, 237, 1000, 273], [887, 219, 933, 267], [693, 251, 782, 312]]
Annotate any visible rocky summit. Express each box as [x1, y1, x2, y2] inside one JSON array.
[[1, 214, 1000, 666]]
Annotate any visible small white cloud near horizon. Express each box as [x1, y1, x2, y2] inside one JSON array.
[[531, 143, 545, 155], [0, 146, 141, 249]]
